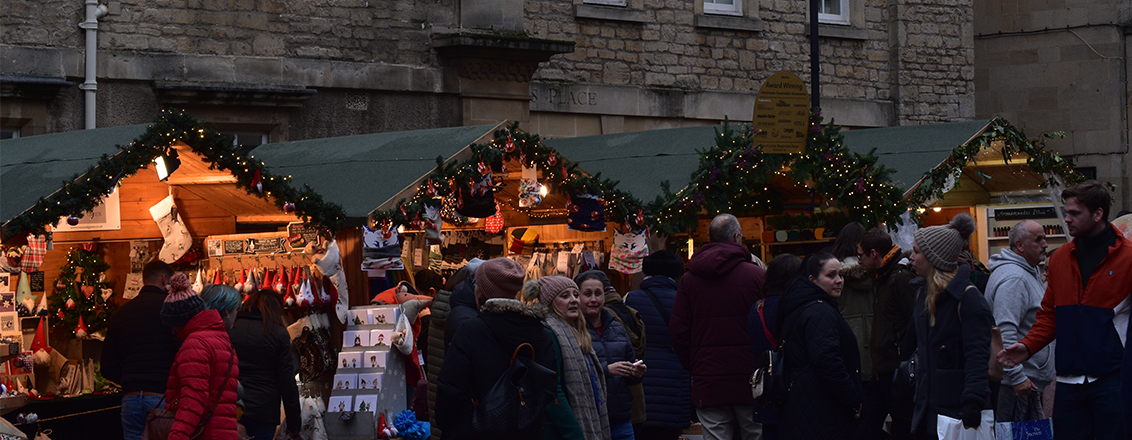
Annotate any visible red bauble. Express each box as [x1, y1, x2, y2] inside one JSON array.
[[67, 216, 79, 226], [283, 202, 296, 213]]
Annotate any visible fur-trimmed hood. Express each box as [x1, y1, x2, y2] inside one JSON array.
[[480, 298, 548, 320]]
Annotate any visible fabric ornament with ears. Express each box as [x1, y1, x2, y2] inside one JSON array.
[[312, 239, 349, 324], [361, 223, 404, 273], [566, 193, 606, 232], [20, 235, 46, 273], [423, 204, 443, 245], [609, 229, 650, 275], [148, 195, 192, 263]]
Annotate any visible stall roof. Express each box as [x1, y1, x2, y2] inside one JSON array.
[[249, 123, 503, 221], [543, 125, 720, 202], [1, 124, 148, 223], [840, 119, 993, 191]]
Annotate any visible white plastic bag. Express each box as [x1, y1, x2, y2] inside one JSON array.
[[937, 411, 995, 440]]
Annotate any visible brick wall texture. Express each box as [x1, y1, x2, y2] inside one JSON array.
[[3, 0, 975, 125]]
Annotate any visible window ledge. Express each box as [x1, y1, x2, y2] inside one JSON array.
[[805, 23, 868, 40], [574, 4, 648, 23], [694, 13, 763, 32]]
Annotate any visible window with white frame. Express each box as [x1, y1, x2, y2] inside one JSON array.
[[0, 127, 20, 140], [224, 131, 269, 153], [704, 0, 741, 16], [584, 0, 627, 7], [818, 0, 850, 25]]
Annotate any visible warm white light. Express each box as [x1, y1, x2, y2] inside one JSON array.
[[687, 238, 695, 258], [397, 225, 405, 234], [932, 207, 942, 212], [154, 156, 170, 180], [539, 184, 548, 197]]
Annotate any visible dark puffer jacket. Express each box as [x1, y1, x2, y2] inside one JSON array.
[[228, 311, 300, 433], [671, 240, 765, 407], [587, 308, 639, 425], [426, 286, 453, 439], [444, 278, 478, 347], [165, 310, 240, 440], [904, 265, 993, 436], [436, 299, 581, 439], [625, 275, 691, 431], [777, 278, 862, 440]]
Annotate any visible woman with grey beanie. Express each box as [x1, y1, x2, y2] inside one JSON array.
[[902, 213, 994, 439]]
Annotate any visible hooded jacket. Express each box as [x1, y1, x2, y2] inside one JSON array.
[[839, 250, 917, 379], [904, 265, 993, 433], [436, 298, 582, 440], [228, 310, 300, 433], [426, 286, 453, 440], [445, 278, 479, 347], [164, 309, 240, 440], [670, 240, 765, 407], [777, 278, 862, 439], [625, 275, 691, 431], [985, 248, 1055, 387], [587, 308, 639, 424]]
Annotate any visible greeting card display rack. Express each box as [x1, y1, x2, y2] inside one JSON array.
[[325, 304, 406, 439]]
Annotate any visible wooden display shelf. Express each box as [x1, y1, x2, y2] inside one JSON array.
[[0, 342, 19, 364], [0, 395, 27, 415]]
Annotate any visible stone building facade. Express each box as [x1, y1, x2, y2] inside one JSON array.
[[974, 0, 1130, 210], [3, 0, 974, 145]]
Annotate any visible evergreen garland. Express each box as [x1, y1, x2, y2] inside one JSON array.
[[906, 117, 1089, 209], [46, 247, 113, 336], [2, 109, 346, 241]]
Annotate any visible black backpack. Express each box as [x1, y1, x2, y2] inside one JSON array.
[[471, 342, 558, 437]]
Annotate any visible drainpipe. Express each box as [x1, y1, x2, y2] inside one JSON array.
[[79, 0, 109, 130]]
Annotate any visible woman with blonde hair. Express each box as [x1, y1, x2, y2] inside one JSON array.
[[903, 213, 993, 439], [525, 276, 611, 440]]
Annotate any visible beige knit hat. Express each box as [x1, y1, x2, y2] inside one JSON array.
[[913, 213, 976, 272], [522, 276, 578, 305], [474, 258, 525, 301]]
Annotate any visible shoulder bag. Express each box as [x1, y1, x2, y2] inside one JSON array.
[[471, 342, 558, 437], [141, 346, 235, 440], [750, 299, 819, 407]]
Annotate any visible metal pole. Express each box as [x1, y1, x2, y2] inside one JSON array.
[[810, 0, 821, 112]]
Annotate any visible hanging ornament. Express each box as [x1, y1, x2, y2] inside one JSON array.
[[75, 315, 88, 339], [80, 242, 97, 252], [477, 159, 489, 175], [64, 298, 75, 310], [485, 206, 504, 234], [81, 285, 94, 300], [274, 269, 286, 294], [57, 310, 65, 320], [283, 202, 296, 213], [425, 179, 438, 198], [56, 280, 66, 291], [547, 151, 557, 166], [101, 288, 113, 301], [504, 134, 516, 152], [67, 216, 79, 226], [251, 168, 264, 193], [236, 269, 248, 294]]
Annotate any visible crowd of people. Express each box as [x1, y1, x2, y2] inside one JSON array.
[[99, 179, 1131, 440]]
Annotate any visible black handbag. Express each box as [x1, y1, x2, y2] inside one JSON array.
[[471, 343, 557, 437], [750, 299, 787, 406], [892, 349, 916, 414]]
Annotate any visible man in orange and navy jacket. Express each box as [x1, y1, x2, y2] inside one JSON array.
[[999, 180, 1132, 440]]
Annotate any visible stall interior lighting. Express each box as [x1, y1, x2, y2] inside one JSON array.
[[687, 237, 695, 258], [155, 147, 181, 181], [932, 206, 942, 212]]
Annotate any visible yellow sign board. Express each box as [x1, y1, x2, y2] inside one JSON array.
[[752, 71, 810, 154]]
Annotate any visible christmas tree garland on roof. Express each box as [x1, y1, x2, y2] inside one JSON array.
[[906, 117, 1089, 209], [650, 114, 907, 235], [368, 122, 649, 233], [2, 109, 346, 240]]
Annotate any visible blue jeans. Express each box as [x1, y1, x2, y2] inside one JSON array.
[[121, 394, 164, 440], [610, 420, 636, 440], [1053, 374, 1126, 440]]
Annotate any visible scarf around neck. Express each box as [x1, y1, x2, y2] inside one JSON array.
[[545, 314, 611, 440]]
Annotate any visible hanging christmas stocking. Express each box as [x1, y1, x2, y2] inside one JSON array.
[[20, 235, 46, 273], [313, 239, 349, 324], [149, 195, 192, 263]]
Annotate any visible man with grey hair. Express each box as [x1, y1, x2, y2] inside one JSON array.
[[985, 219, 1054, 422], [670, 213, 766, 440]]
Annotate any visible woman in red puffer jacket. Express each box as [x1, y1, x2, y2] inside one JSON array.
[[159, 274, 240, 440]]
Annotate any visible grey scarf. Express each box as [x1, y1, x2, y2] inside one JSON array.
[[545, 314, 611, 440]]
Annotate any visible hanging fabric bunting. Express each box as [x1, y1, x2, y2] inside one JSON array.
[[609, 229, 649, 275], [361, 222, 404, 272]]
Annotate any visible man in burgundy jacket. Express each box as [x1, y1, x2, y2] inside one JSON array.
[[670, 214, 766, 440]]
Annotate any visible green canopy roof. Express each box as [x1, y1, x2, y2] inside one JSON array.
[[249, 123, 502, 221], [840, 119, 992, 191], [0, 124, 148, 224], [543, 125, 721, 203]]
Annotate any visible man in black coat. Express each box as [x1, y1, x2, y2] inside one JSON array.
[[102, 261, 177, 440]]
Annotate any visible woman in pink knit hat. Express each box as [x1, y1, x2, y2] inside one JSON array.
[[525, 275, 611, 440]]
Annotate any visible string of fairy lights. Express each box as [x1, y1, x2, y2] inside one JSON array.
[[3, 110, 1087, 242]]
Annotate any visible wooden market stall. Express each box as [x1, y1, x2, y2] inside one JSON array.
[[841, 117, 1091, 263]]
